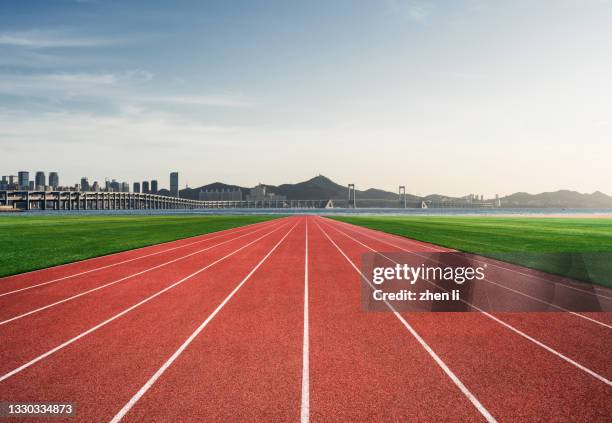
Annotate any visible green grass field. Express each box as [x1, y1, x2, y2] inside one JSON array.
[[331, 216, 612, 287], [0, 215, 280, 278]]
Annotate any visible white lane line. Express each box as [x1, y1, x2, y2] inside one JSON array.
[[0, 218, 283, 298], [300, 217, 310, 423], [0, 220, 286, 326], [0, 221, 290, 384], [320, 219, 612, 388], [326, 219, 611, 329], [314, 219, 497, 423], [330, 218, 612, 301], [109, 221, 299, 423]]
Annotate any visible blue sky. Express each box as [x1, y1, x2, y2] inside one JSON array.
[[0, 0, 611, 195]]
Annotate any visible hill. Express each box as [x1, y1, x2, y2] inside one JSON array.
[[161, 175, 612, 208], [501, 190, 612, 208]]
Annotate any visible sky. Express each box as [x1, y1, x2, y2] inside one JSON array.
[[0, 0, 611, 197]]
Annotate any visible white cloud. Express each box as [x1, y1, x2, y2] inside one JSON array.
[[0, 29, 118, 49], [0, 70, 154, 99], [387, 0, 434, 22], [145, 95, 253, 108], [0, 70, 252, 112]]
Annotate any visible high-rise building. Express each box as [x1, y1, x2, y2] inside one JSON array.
[[151, 180, 158, 194], [121, 182, 129, 192], [92, 181, 100, 192], [170, 172, 179, 198], [110, 179, 120, 192], [29, 181, 35, 190], [35, 171, 46, 189], [49, 172, 59, 189], [81, 177, 90, 191], [18, 171, 29, 189], [142, 181, 150, 194], [133, 182, 141, 193]]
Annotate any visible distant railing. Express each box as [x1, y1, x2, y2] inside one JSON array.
[[0, 191, 332, 210]]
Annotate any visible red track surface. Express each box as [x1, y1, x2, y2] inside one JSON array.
[[0, 215, 610, 422]]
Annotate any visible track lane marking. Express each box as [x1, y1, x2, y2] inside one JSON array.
[[109, 220, 300, 423], [300, 217, 310, 423], [320, 218, 612, 388], [0, 220, 287, 326], [0, 218, 285, 298], [330, 218, 612, 301], [0, 221, 291, 383], [327, 218, 612, 328], [314, 219, 497, 423]]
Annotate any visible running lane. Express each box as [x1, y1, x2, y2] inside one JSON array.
[[0, 220, 290, 378], [308, 217, 489, 421], [319, 216, 612, 421], [116, 216, 307, 422], [328, 217, 612, 321], [322, 217, 612, 378], [0, 219, 285, 320], [0, 217, 284, 296], [0, 220, 298, 422]]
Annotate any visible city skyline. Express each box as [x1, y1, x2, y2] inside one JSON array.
[[0, 169, 176, 196], [0, 1, 611, 197]]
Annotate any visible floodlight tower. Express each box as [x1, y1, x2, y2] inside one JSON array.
[[348, 184, 356, 208], [399, 185, 406, 208]]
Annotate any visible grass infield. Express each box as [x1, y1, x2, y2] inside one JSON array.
[[0, 215, 280, 278], [330, 216, 612, 288]]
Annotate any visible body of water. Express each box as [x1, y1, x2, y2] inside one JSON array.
[[4, 208, 612, 217]]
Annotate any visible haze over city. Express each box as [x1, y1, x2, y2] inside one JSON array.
[[0, 0, 610, 197]]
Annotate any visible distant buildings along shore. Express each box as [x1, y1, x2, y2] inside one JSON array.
[[0, 171, 180, 198]]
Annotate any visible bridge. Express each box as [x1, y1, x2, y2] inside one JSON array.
[[0, 191, 333, 211]]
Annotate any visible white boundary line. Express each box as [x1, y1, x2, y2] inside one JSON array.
[[0, 221, 290, 384], [0, 218, 284, 298], [0, 220, 285, 326], [300, 217, 310, 423], [328, 218, 612, 328], [320, 218, 612, 387], [109, 221, 299, 422], [314, 220, 497, 423], [330, 218, 612, 300]]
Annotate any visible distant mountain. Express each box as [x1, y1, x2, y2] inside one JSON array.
[[180, 182, 246, 200], [501, 190, 612, 208], [274, 175, 346, 199], [162, 175, 612, 208]]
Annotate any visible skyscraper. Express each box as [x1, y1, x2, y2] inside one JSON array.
[[35, 171, 46, 189], [170, 172, 179, 198], [18, 171, 29, 190], [133, 182, 141, 193], [80, 177, 90, 191], [49, 172, 59, 189], [110, 179, 120, 192], [142, 181, 150, 194], [151, 180, 158, 194]]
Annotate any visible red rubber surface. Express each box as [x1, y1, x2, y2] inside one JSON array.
[[0, 215, 610, 422]]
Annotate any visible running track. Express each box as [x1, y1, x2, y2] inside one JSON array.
[[0, 216, 610, 422]]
